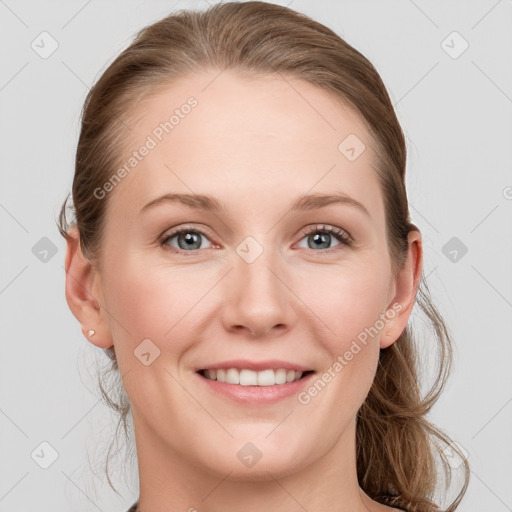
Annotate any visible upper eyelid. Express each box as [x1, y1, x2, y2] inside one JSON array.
[[161, 224, 214, 241], [302, 224, 351, 238]]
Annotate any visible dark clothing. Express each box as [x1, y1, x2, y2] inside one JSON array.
[[126, 501, 411, 511]]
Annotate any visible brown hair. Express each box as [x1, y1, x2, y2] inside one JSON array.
[[57, 2, 470, 510]]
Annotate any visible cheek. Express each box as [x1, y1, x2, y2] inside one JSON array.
[[101, 260, 210, 415], [296, 261, 390, 346], [102, 256, 207, 353], [103, 242, 391, 359]]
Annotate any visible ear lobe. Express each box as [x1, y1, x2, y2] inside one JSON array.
[[380, 230, 423, 349], [64, 226, 113, 350]]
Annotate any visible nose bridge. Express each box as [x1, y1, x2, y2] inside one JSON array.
[[222, 233, 293, 336]]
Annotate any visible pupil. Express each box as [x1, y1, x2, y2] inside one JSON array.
[[310, 233, 330, 249], [180, 232, 201, 250]]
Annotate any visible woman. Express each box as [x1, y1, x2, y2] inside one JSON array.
[[58, 2, 470, 511]]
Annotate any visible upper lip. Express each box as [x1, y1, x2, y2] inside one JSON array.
[[196, 359, 313, 372]]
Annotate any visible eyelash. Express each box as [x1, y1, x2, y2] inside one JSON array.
[[160, 224, 352, 256]]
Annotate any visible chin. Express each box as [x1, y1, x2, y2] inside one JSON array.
[[196, 436, 309, 481]]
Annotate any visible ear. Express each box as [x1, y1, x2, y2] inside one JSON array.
[[380, 229, 423, 349], [64, 226, 114, 350]]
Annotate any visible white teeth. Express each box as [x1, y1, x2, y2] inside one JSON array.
[[202, 368, 307, 386], [275, 368, 287, 384], [257, 369, 275, 386], [240, 369, 258, 385], [226, 368, 239, 384]]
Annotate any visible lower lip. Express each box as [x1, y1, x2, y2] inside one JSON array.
[[196, 371, 315, 404]]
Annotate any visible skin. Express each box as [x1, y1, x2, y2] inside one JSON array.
[[65, 69, 422, 512]]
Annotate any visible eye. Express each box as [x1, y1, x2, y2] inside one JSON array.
[[296, 224, 352, 253], [161, 226, 214, 254], [160, 223, 352, 256]]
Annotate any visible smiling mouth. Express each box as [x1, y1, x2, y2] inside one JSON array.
[[197, 368, 314, 386]]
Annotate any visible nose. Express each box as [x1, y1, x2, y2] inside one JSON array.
[[220, 243, 296, 338]]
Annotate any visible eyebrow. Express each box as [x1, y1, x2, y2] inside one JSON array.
[[139, 191, 370, 217]]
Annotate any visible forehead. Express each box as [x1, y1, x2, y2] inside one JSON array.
[[107, 69, 383, 222]]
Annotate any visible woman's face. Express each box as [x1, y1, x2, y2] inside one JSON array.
[[83, 70, 418, 479]]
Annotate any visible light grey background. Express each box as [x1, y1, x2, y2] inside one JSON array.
[[1, 1, 511, 511]]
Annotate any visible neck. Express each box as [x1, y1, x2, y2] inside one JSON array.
[[133, 414, 378, 512]]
